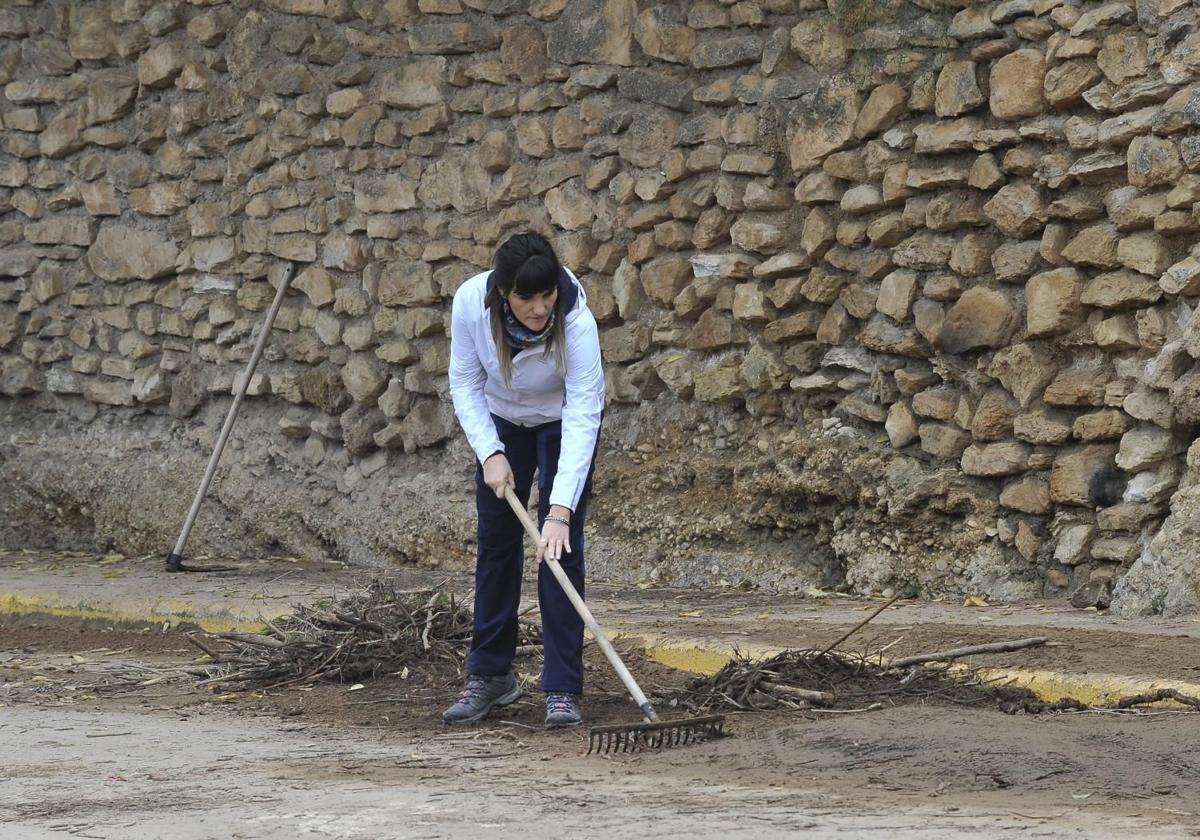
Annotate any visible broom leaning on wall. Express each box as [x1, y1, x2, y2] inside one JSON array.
[[165, 261, 297, 573]]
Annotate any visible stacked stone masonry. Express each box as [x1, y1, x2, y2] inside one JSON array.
[[2, 0, 1200, 611]]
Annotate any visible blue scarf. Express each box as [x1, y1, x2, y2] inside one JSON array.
[[501, 297, 556, 350]]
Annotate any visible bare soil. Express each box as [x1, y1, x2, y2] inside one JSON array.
[[0, 615, 694, 742], [3, 613, 1200, 837], [593, 585, 1200, 683]]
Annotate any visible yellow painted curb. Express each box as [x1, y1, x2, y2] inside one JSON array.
[[0, 593, 286, 635], [977, 667, 1200, 709], [614, 630, 1200, 709], [611, 631, 777, 676]]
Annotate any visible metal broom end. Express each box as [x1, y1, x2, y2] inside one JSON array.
[[587, 715, 727, 755]]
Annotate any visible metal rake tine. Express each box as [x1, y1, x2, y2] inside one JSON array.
[[586, 714, 727, 757]]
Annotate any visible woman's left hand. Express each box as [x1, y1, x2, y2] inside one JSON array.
[[538, 512, 571, 564]]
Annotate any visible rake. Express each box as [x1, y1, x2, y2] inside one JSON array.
[[503, 488, 726, 754]]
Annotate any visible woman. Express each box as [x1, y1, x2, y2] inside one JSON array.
[[443, 232, 605, 729]]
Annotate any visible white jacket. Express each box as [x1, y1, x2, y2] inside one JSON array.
[[448, 268, 605, 512]]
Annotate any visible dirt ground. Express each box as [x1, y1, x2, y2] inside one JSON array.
[[3, 615, 1200, 839], [592, 585, 1200, 684]]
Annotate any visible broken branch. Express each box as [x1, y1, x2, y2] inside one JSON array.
[[888, 637, 1048, 669], [1114, 688, 1200, 710], [184, 633, 225, 661], [759, 680, 834, 705]]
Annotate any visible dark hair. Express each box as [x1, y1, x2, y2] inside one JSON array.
[[486, 232, 567, 382], [489, 232, 561, 298]]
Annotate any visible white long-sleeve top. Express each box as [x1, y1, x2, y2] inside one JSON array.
[[448, 268, 605, 512]]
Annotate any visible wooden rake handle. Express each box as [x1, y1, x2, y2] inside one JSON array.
[[503, 487, 659, 723]]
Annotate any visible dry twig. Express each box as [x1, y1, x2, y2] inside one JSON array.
[[818, 593, 903, 656], [1115, 688, 1200, 710]]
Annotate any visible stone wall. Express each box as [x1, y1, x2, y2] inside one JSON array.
[[2, 0, 1200, 613]]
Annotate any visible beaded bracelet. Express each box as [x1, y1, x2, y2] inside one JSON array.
[[544, 514, 571, 527]]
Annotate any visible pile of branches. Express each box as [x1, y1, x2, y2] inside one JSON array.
[[678, 648, 995, 713], [679, 637, 1200, 716], [188, 580, 541, 689], [676, 597, 1049, 713]]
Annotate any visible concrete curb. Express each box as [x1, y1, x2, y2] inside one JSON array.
[[0, 592, 294, 635], [5, 592, 1200, 711], [973, 666, 1200, 709]]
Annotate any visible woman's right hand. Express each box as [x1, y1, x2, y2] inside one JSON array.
[[483, 452, 515, 499]]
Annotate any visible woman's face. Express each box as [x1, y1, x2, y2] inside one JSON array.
[[507, 287, 558, 330]]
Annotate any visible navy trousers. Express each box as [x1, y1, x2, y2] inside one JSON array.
[[466, 414, 597, 694]]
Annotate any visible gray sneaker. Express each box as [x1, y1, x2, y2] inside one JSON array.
[[544, 692, 582, 729], [442, 672, 523, 724]]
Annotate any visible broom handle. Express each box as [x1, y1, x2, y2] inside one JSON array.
[[166, 261, 297, 570], [503, 487, 660, 724]]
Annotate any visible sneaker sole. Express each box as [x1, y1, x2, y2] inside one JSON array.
[[442, 685, 524, 725], [544, 718, 582, 730]]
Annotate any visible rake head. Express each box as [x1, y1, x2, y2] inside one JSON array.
[[587, 714, 727, 755]]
